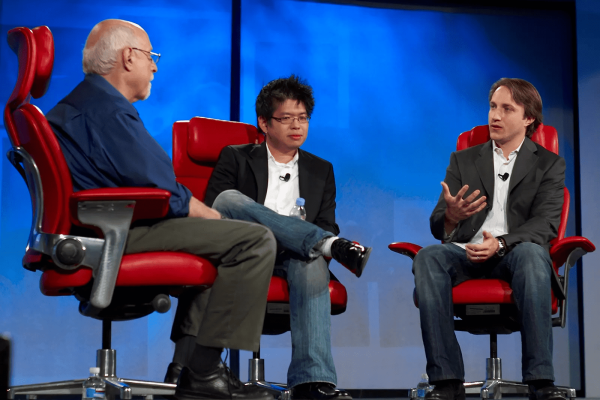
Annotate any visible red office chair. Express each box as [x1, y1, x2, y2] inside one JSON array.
[[389, 124, 595, 400], [5, 26, 218, 399], [172, 116, 348, 398]]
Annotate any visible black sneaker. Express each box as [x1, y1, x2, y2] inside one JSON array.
[[175, 365, 273, 400], [330, 238, 371, 278], [292, 382, 352, 399]]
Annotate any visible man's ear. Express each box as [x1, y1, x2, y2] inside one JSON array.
[[258, 116, 269, 134], [122, 47, 134, 71], [524, 116, 535, 127]]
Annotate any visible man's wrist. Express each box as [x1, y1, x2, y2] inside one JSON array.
[[495, 237, 506, 257]]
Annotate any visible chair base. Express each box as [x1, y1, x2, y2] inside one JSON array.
[[8, 349, 175, 400], [248, 357, 291, 400], [408, 358, 576, 400]]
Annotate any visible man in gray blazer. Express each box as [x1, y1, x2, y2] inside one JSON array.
[[414, 78, 566, 400]]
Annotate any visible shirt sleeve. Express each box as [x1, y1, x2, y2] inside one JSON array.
[[93, 109, 192, 218]]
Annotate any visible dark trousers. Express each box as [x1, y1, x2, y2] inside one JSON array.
[[413, 242, 555, 383], [125, 217, 277, 352]]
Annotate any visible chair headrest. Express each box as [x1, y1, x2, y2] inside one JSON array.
[[187, 117, 263, 162], [457, 123, 558, 155], [6, 26, 54, 110]]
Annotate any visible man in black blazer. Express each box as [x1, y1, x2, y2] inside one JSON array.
[[414, 78, 566, 400], [169, 75, 371, 399]]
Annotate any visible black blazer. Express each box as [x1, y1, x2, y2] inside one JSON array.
[[205, 142, 340, 235], [430, 137, 565, 252]]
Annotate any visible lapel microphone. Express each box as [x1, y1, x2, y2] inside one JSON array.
[[498, 173, 510, 181], [279, 173, 291, 182]]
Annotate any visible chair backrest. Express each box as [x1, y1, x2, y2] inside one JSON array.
[[4, 26, 54, 147], [172, 116, 264, 200], [457, 124, 568, 241], [5, 26, 75, 270]]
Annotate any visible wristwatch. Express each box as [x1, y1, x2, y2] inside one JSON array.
[[496, 238, 506, 257]]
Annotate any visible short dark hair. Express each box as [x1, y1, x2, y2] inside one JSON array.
[[489, 78, 543, 138], [255, 75, 315, 134]]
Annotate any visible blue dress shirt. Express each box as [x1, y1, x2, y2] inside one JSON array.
[[46, 74, 191, 218]]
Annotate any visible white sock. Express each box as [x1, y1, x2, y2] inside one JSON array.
[[316, 236, 338, 257]]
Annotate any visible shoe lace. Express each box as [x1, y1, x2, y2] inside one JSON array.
[[220, 349, 243, 400]]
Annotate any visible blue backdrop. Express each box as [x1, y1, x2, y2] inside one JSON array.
[[0, 0, 578, 391]]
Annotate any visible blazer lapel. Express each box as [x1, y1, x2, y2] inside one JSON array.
[[298, 150, 311, 201], [509, 138, 538, 193], [248, 142, 269, 205], [475, 141, 495, 200]]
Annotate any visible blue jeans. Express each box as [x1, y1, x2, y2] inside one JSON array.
[[413, 242, 554, 383], [213, 190, 337, 387]]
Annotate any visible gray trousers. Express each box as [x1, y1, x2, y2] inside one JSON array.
[[124, 217, 277, 352]]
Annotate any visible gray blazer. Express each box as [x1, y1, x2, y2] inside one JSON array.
[[430, 137, 565, 252]]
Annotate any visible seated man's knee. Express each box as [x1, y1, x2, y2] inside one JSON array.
[[413, 245, 448, 274], [212, 189, 246, 212], [251, 223, 277, 251]]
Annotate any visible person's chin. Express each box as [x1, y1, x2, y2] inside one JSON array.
[[142, 85, 152, 101]]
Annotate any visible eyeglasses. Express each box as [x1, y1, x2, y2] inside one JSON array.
[[132, 47, 161, 64], [271, 115, 309, 124]]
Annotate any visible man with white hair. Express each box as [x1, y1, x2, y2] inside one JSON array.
[[46, 19, 278, 400]]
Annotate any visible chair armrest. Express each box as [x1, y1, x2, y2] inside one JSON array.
[[550, 236, 596, 269], [388, 242, 422, 259], [70, 187, 171, 224], [69, 188, 171, 310]]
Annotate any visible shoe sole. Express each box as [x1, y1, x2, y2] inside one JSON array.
[[355, 246, 372, 278], [175, 389, 274, 400]]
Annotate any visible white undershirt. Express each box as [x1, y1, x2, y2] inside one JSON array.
[[263, 143, 300, 216], [453, 138, 524, 249]]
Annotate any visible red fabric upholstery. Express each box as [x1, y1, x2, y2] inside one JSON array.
[[6, 26, 217, 303], [452, 280, 513, 304], [173, 117, 264, 201], [456, 123, 558, 154], [41, 253, 217, 295], [172, 116, 348, 315], [4, 26, 54, 147], [14, 105, 72, 234], [70, 188, 171, 225], [266, 276, 348, 313]]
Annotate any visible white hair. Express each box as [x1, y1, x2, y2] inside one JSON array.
[[82, 24, 139, 75]]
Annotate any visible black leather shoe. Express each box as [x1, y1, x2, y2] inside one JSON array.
[[292, 382, 352, 400], [425, 381, 465, 400], [165, 362, 183, 384], [175, 365, 273, 400], [529, 386, 567, 400], [330, 238, 372, 278]]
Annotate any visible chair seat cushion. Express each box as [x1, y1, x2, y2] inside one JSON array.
[[40, 252, 217, 295], [267, 275, 348, 310], [452, 279, 513, 304]]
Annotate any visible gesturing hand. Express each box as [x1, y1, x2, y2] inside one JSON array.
[[465, 231, 499, 263], [441, 181, 487, 225]]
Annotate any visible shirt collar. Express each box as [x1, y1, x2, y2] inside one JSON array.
[[84, 73, 138, 113], [492, 137, 525, 158], [266, 142, 299, 166]]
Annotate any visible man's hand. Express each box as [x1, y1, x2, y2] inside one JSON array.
[[442, 181, 487, 235], [188, 196, 222, 219], [465, 231, 499, 263]]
